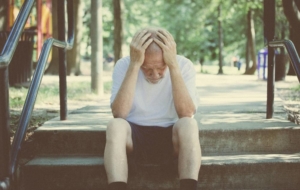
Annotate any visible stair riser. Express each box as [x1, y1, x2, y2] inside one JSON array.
[[22, 131, 106, 157], [201, 128, 300, 154], [24, 128, 300, 156], [20, 162, 300, 190]]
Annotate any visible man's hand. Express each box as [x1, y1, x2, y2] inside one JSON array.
[[130, 30, 153, 67], [153, 30, 178, 69]]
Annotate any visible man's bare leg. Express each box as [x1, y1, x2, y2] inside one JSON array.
[[172, 117, 201, 188], [104, 118, 133, 184]]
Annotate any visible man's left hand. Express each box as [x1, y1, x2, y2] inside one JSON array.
[[153, 30, 178, 69]]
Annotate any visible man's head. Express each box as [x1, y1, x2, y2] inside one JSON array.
[[139, 27, 167, 84]]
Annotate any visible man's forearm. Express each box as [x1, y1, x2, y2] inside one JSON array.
[[169, 65, 196, 118], [111, 64, 140, 118]]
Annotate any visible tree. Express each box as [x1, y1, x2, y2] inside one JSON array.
[[46, 0, 83, 75], [0, 0, 7, 31], [218, 3, 224, 74], [113, 0, 123, 63], [80, 0, 267, 72], [91, 0, 104, 95], [244, 9, 257, 75], [282, 0, 300, 75], [67, 0, 82, 76]]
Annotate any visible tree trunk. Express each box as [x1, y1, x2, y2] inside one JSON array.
[[244, 9, 257, 75], [218, 4, 223, 74], [113, 0, 123, 63], [46, 0, 59, 74], [245, 39, 250, 72], [91, 0, 103, 95], [67, 0, 82, 76], [282, 0, 300, 75], [0, 0, 7, 31]]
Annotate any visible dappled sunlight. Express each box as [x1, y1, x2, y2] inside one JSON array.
[[202, 153, 300, 165], [265, 126, 300, 130], [199, 113, 263, 124], [37, 124, 107, 131], [197, 112, 298, 130]]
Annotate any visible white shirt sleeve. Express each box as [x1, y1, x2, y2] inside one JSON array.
[[179, 56, 199, 111], [110, 57, 130, 105]]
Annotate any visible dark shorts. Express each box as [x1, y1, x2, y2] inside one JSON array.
[[128, 122, 176, 166]]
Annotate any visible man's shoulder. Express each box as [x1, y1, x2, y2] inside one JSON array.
[[176, 55, 193, 65], [115, 56, 130, 66], [113, 56, 131, 73], [176, 55, 195, 71]]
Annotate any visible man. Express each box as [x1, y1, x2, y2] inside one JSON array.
[[104, 27, 201, 190]]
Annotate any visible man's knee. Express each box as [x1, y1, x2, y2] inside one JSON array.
[[174, 117, 199, 139], [106, 118, 131, 142], [173, 117, 201, 156]]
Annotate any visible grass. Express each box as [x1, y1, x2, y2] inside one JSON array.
[[9, 77, 112, 142], [9, 80, 112, 109], [195, 64, 249, 75], [292, 84, 300, 91], [290, 84, 300, 101]]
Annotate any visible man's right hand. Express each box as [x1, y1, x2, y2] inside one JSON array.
[[130, 30, 153, 67]]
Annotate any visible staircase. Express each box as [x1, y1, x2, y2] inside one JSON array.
[[18, 75, 300, 190]]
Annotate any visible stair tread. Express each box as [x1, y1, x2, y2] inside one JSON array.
[[27, 113, 300, 156], [25, 156, 103, 166], [25, 153, 300, 167], [37, 113, 299, 132], [19, 74, 300, 190]]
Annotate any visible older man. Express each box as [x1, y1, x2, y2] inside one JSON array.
[[104, 27, 201, 190]]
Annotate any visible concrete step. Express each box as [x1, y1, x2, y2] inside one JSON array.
[[20, 154, 300, 190], [22, 109, 300, 157]]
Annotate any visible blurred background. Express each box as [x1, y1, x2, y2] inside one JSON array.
[[1, 0, 300, 81]]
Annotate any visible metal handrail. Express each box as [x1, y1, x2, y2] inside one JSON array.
[[269, 39, 300, 82], [10, 39, 72, 177], [266, 39, 300, 119], [0, 0, 74, 188]]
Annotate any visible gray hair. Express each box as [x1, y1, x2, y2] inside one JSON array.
[[136, 26, 167, 54]]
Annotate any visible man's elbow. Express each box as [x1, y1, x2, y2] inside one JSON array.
[[111, 109, 128, 119], [177, 110, 195, 118], [177, 107, 196, 118], [111, 103, 127, 119], [178, 113, 194, 118], [112, 114, 127, 119]]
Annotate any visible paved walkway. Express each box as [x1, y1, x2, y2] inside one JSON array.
[[41, 73, 299, 130], [194, 74, 300, 131]]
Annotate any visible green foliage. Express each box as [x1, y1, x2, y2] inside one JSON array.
[[292, 85, 300, 92], [81, 0, 288, 65], [287, 84, 300, 101], [121, 0, 264, 63]]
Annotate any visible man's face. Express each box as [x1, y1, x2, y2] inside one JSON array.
[[141, 50, 167, 84]]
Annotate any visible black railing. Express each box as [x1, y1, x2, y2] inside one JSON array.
[[269, 40, 300, 82], [264, 0, 300, 119], [264, 0, 275, 119], [0, 0, 74, 189], [267, 40, 300, 119]]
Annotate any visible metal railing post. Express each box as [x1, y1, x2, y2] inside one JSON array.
[[266, 48, 275, 118], [58, 0, 67, 120], [0, 68, 10, 189], [264, 0, 275, 119]]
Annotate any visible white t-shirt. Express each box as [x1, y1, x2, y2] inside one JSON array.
[[110, 55, 199, 127]]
